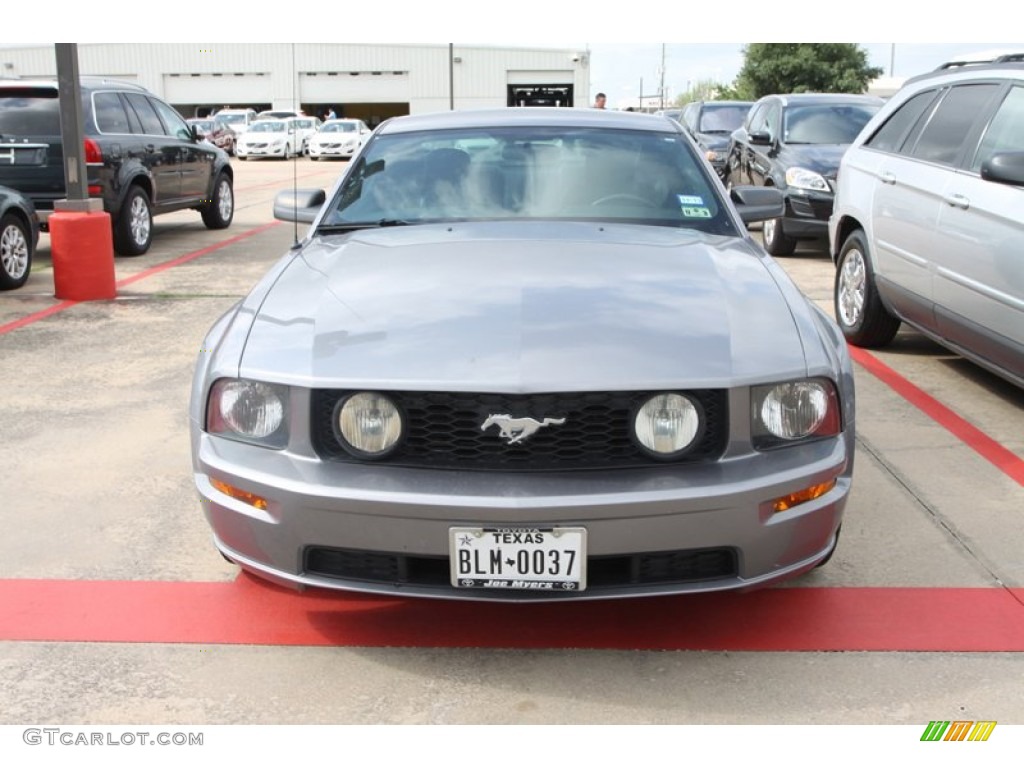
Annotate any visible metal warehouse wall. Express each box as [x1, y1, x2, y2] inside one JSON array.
[[0, 43, 590, 112]]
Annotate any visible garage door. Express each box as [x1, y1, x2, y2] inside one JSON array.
[[300, 72, 411, 103], [163, 74, 271, 105]]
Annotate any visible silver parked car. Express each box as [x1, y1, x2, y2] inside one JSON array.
[[190, 109, 855, 601], [830, 62, 1024, 388]]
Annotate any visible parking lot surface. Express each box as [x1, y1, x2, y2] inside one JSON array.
[[1, 158, 1023, 726]]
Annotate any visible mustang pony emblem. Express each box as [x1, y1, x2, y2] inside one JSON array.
[[481, 414, 566, 445]]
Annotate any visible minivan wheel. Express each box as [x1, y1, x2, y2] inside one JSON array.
[[834, 229, 901, 347], [113, 186, 153, 256], [201, 172, 234, 230], [762, 216, 797, 256], [0, 213, 32, 290]]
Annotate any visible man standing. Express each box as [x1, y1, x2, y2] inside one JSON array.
[[593, 93, 607, 109]]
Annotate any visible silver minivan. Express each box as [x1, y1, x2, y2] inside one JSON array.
[[829, 62, 1024, 388]]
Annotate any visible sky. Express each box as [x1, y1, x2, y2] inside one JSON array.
[[7, 1, 1021, 111]]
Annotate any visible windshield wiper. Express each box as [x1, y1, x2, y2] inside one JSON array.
[[316, 218, 416, 233]]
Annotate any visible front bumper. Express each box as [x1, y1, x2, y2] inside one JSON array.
[[237, 144, 286, 159], [193, 426, 851, 602], [781, 189, 834, 237], [308, 144, 358, 159]]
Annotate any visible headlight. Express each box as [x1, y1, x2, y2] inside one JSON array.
[[752, 379, 841, 450], [633, 393, 703, 458], [207, 379, 289, 448], [335, 392, 404, 458], [785, 167, 830, 192]]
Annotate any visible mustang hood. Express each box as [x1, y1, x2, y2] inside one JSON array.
[[240, 222, 809, 391]]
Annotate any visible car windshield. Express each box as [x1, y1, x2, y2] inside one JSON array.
[[698, 105, 751, 133], [250, 121, 287, 133], [322, 125, 734, 234], [190, 120, 213, 131], [217, 113, 246, 125], [783, 104, 880, 144], [322, 122, 358, 133]]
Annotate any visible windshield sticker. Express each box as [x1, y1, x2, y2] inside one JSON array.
[[681, 206, 712, 219], [677, 195, 704, 206]]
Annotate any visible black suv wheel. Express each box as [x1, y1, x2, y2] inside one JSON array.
[[201, 173, 234, 230], [113, 186, 153, 256], [762, 216, 797, 256]]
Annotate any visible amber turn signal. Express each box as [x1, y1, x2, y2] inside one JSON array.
[[210, 478, 269, 510], [770, 479, 837, 513]]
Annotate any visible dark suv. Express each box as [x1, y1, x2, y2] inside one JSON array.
[[725, 93, 882, 255], [0, 77, 234, 255], [679, 100, 754, 180]]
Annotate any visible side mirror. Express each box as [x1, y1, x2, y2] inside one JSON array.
[[981, 151, 1024, 186], [730, 185, 785, 224], [273, 189, 327, 224], [749, 130, 773, 146], [190, 125, 201, 142]]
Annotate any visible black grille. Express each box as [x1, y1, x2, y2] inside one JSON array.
[[305, 546, 738, 595], [311, 390, 728, 471]]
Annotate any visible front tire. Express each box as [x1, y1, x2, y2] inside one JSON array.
[[113, 186, 153, 256], [763, 216, 797, 256], [201, 172, 234, 230], [0, 213, 32, 290], [834, 229, 900, 347]]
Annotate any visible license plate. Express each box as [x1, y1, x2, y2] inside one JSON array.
[[449, 527, 586, 592]]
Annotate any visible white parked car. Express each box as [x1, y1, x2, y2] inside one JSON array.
[[235, 119, 300, 160], [288, 116, 322, 155], [306, 119, 371, 161]]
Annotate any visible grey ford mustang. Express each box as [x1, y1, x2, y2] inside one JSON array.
[[190, 108, 854, 601]]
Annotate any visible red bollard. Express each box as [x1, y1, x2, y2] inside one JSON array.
[[49, 210, 117, 301]]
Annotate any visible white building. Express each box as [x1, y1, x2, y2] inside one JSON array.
[[0, 43, 590, 125]]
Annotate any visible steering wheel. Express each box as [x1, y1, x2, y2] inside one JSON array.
[[590, 193, 656, 208]]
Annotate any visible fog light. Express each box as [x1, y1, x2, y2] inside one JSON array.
[[336, 392, 404, 458], [210, 478, 269, 510], [633, 393, 702, 458], [769, 479, 837, 513]]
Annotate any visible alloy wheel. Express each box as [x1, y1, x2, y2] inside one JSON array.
[[217, 179, 233, 221], [837, 247, 866, 328], [129, 195, 151, 247], [1, 222, 29, 280]]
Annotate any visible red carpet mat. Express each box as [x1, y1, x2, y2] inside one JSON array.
[[2, 575, 1022, 651]]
